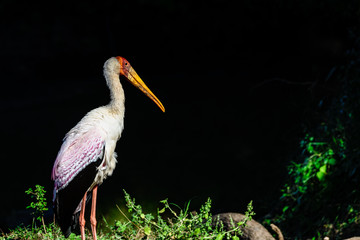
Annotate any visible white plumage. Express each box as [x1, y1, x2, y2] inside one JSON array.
[[51, 57, 164, 240]]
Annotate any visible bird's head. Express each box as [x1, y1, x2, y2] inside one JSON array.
[[115, 56, 165, 112]]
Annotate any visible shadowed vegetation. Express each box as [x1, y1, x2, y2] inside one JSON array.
[[268, 30, 360, 240], [0, 187, 254, 240]]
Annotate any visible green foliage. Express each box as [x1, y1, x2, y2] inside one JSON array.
[[102, 190, 255, 239], [25, 185, 48, 223], [270, 30, 360, 239], [1, 187, 255, 239], [280, 133, 346, 210], [0, 222, 73, 240], [0, 185, 66, 239]]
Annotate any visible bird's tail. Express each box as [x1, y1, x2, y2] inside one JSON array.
[[69, 210, 80, 237], [53, 157, 102, 237], [55, 191, 92, 238]]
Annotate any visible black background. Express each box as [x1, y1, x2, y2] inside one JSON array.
[[1, 0, 358, 229]]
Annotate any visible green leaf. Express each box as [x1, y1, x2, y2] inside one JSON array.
[[194, 228, 201, 236], [348, 206, 354, 214], [158, 207, 166, 214], [319, 165, 327, 173], [232, 236, 240, 240], [307, 145, 314, 154], [328, 158, 336, 165], [282, 206, 289, 213], [144, 225, 151, 236], [316, 171, 325, 181], [115, 221, 122, 227], [215, 233, 225, 240]]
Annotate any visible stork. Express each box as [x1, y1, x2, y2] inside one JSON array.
[[51, 57, 165, 240]]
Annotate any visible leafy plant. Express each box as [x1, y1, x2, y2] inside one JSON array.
[[270, 29, 360, 239], [0, 185, 66, 239], [102, 190, 255, 239], [281, 133, 346, 205], [25, 185, 49, 233], [1, 186, 255, 240]]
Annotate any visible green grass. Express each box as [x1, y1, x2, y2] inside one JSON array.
[[0, 186, 254, 240]]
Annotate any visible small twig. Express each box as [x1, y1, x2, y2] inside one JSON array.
[[42, 216, 47, 234], [116, 204, 141, 231]]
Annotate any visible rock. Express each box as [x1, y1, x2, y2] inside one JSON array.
[[212, 212, 283, 240]]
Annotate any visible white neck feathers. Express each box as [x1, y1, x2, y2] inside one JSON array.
[[103, 58, 125, 110]]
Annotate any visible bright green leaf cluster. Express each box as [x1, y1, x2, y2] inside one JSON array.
[[281, 133, 346, 202], [2, 186, 255, 240], [25, 185, 48, 223], [270, 34, 360, 238], [102, 190, 255, 239]]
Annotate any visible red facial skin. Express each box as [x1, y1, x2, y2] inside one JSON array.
[[115, 56, 165, 112], [116, 56, 131, 77]]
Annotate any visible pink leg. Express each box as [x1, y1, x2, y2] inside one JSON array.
[[90, 185, 98, 240], [79, 192, 87, 240]]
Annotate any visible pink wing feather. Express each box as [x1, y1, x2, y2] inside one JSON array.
[[52, 131, 105, 192]]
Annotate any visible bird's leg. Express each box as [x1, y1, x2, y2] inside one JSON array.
[[79, 192, 87, 240], [90, 185, 98, 240]]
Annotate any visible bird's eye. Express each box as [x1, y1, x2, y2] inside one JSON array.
[[125, 62, 128, 66]]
